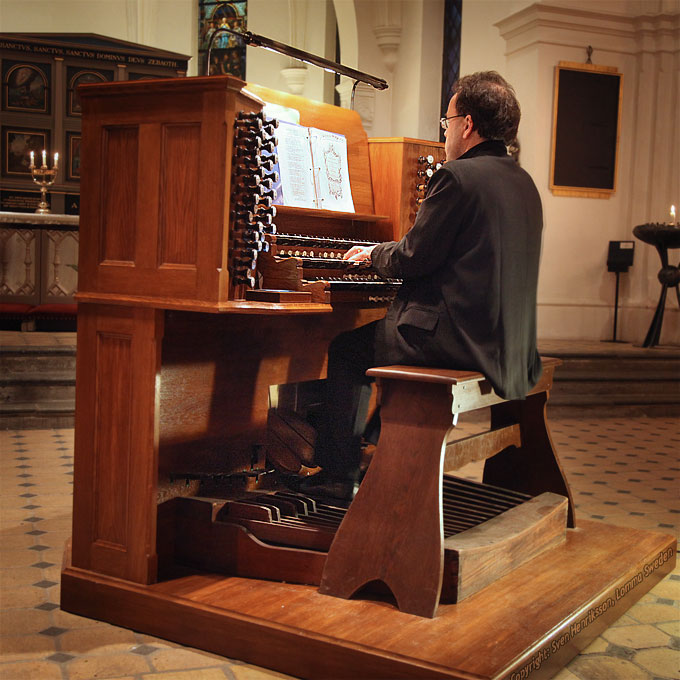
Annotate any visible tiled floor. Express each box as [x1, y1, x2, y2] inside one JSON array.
[[1, 416, 678, 680]]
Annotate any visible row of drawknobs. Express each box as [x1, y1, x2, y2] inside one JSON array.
[[230, 110, 280, 287], [415, 154, 444, 207]]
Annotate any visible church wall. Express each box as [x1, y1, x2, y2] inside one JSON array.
[[245, 0, 335, 103]]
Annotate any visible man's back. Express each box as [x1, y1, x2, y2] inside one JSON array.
[[372, 140, 543, 400]]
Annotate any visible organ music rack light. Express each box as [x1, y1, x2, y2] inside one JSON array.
[[206, 27, 389, 108]]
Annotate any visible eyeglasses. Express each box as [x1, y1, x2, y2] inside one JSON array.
[[440, 114, 464, 130]]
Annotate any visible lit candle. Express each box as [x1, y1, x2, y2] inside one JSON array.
[[671, 205, 677, 222], [29, 151, 35, 168], [42, 149, 46, 167], [53, 152, 59, 170]]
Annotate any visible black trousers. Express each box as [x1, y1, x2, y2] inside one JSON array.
[[315, 320, 384, 476]]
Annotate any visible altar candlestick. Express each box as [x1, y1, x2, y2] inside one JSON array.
[[30, 150, 58, 214]]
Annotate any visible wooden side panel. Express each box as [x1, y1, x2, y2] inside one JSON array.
[[369, 138, 446, 241], [367, 141, 405, 242], [78, 76, 260, 307], [101, 125, 138, 263], [72, 303, 164, 583], [485, 391, 576, 527], [320, 379, 453, 618], [159, 123, 201, 267], [93, 332, 133, 547]]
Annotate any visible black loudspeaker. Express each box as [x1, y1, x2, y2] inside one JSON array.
[[607, 240, 635, 272]]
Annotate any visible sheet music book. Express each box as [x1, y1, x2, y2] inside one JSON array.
[[273, 121, 354, 212], [309, 128, 355, 212], [274, 121, 316, 209]]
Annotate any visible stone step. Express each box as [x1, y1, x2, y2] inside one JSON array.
[[0, 375, 76, 404], [0, 399, 75, 430], [0, 345, 77, 429], [550, 379, 679, 401], [553, 357, 679, 380], [0, 345, 76, 373], [543, 353, 679, 416]]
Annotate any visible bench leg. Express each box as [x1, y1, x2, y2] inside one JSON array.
[[319, 379, 454, 618], [484, 392, 576, 527]]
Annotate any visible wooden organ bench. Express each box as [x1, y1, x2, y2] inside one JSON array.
[[320, 356, 574, 617]]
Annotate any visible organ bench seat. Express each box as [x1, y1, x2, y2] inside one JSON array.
[[319, 356, 575, 617]]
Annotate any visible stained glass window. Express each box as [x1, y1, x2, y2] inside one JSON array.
[[198, 1, 248, 78]]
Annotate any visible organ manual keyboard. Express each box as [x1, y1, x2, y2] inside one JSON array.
[[61, 74, 676, 680]]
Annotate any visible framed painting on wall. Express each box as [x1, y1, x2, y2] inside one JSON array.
[[66, 131, 81, 181], [2, 126, 50, 177], [66, 66, 114, 116], [2, 60, 51, 114], [550, 62, 622, 199]]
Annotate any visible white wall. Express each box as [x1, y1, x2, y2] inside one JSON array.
[[245, 0, 335, 102], [246, 0, 444, 140], [0, 0, 197, 72]]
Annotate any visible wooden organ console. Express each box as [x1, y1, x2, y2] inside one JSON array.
[[62, 74, 676, 680]]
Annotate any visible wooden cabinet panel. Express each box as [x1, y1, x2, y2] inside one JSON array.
[[73, 303, 164, 583], [78, 77, 253, 307], [93, 331, 133, 549], [368, 138, 445, 241], [101, 126, 139, 263], [159, 123, 201, 267]]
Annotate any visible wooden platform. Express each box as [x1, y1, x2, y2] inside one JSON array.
[[61, 520, 676, 680]]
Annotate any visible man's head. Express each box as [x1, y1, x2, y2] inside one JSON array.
[[444, 71, 520, 161]]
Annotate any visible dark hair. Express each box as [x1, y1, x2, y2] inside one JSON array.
[[452, 71, 520, 144]]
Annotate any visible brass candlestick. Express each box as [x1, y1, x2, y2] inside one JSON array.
[[29, 150, 59, 214]]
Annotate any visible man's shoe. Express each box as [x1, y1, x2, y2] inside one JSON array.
[[297, 469, 360, 502]]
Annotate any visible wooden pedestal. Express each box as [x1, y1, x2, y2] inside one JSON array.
[[62, 520, 676, 680]]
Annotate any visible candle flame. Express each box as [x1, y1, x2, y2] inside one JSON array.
[[672, 205, 677, 221]]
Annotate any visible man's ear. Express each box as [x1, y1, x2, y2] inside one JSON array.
[[461, 115, 474, 139]]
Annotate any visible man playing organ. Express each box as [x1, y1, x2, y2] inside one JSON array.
[[300, 72, 544, 500]]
